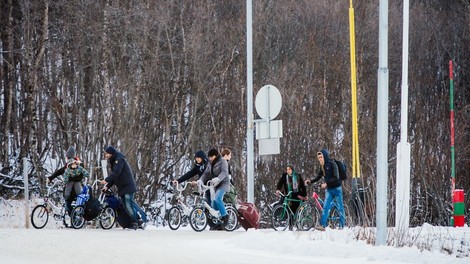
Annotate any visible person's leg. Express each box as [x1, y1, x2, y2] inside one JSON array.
[[212, 189, 227, 217], [320, 189, 334, 227], [73, 182, 82, 198], [333, 186, 345, 228], [122, 193, 138, 222], [64, 182, 74, 213]]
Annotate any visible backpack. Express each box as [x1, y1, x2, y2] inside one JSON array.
[[332, 159, 347, 181], [84, 196, 102, 220]]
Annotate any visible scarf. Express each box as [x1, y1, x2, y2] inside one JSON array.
[[287, 173, 299, 193]]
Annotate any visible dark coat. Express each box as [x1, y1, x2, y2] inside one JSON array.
[[310, 149, 341, 189], [276, 172, 307, 199], [176, 150, 208, 183], [105, 151, 136, 196]]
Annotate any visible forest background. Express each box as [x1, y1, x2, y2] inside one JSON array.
[[1, 0, 469, 227]]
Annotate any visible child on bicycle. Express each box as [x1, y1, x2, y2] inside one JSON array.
[[275, 164, 307, 225], [63, 157, 89, 213]]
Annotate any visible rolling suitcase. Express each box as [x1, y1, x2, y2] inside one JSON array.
[[237, 202, 260, 230]]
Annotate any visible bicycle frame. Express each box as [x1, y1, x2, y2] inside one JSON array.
[[195, 181, 221, 218], [173, 182, 194, 216], [43, 181, 66, 217], [271, 191, 304, 231]]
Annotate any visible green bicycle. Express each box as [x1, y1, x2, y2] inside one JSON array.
[[271, 191, 305, 231]]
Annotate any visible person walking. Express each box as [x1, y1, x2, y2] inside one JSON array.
[[275, 164, 307, 220], [101, 145, 140, 230], [305, 149, 346, 231]]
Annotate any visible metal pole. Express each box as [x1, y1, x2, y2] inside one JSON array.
[[246, 0, 255, 203], [24, 158, 30, 228], [449, 60, 455, 226], [376, 0, 389, 246], [395, 0, 411, 235]]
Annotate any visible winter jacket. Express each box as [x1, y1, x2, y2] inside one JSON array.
[[105, 151, 137, 196], [176, 150, 208, 183], [64, 165, 89, 183], [310, 149, 342, 189], [199, 154, 230, 192], [276, 172, 307, 199]]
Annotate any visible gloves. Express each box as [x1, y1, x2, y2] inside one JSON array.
[[211, 177, 221, 186]]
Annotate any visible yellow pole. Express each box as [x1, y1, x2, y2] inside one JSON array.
[[349, 0, 361, 179]]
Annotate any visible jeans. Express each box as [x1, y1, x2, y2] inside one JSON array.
[[121, 192, 138, 222], [211, 189, 227, 217], [320, 186, 345, 228]]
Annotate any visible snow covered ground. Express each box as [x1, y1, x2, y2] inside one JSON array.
[[1, 198, 469, 264]]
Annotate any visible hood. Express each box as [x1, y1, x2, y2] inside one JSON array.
[[320, 149, 330, 163], [194, 150, 208, 162]]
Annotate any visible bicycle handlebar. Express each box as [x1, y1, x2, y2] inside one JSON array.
[[174, 181, 189, 192]]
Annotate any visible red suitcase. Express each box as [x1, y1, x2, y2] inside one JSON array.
[[237, 202, 260, 230]]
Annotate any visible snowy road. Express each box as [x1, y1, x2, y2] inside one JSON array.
[[2, 226, 469, 264]]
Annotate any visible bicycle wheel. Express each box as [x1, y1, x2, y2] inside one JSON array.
[[71, 205, 86, 229], [167, 206, 182, 230], [271, 204, 290, 231], [223, 205, 239, 232], [296, 203, 318, 231], [189, 206, 208, 232], [31, 205, 49, 229], [99, 206, 116, 230]]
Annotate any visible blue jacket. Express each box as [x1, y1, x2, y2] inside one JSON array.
[[310, 149, 341, 189], [105, 151, 136, 196]]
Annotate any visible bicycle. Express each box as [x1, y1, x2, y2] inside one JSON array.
[[30, 179, 70, 229], [145, 181, 173, 227], [167, 182, 194, 230], [188, 180, 238, 232], [271, 191, 305, 231], [70, 180, 118, 229], [296, 186, 350, 231]]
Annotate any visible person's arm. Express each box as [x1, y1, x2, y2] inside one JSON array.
[[213, 159, 229, 184], [176, 166, 198, 183], [310, 170, 323, 184], [48, 166, 66, 181], [105, 158, 124, 188], [80, 166, 90, 180]]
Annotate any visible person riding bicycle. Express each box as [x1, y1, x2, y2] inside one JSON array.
[[275, 164, 307, 219], [63, 157, 90, 214], [305, 149, 345, 231], [197, 148, 230, 229], [172, 150, 208, 185]]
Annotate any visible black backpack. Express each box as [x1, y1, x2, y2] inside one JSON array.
[[84, 196, 102, 220], [332, 159, 347, 181]]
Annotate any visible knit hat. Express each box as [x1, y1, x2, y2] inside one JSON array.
[[67, 157, 81, 167], [207, 148, 219, 157], [105, 145, 117, 155], [66, 147, 76, 159]]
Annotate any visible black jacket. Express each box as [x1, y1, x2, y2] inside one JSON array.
[[276, 172, 307, 199], [105, 151, 136, 196], [310, 149, 341, 189], [176, 151, 208, 183]]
